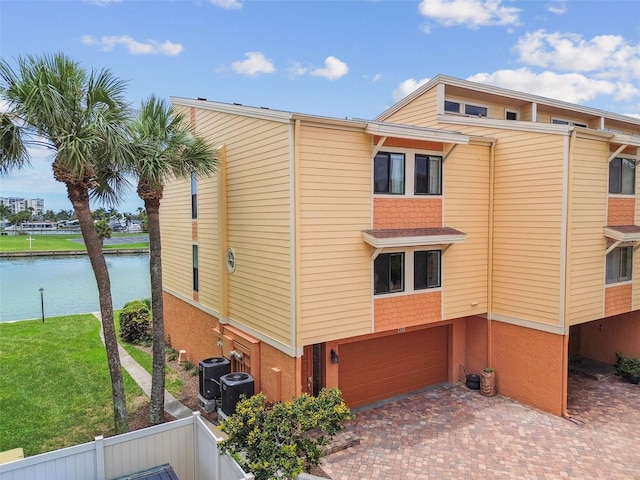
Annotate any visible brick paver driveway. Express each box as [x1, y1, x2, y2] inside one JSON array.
[[321, 374, 639, 479]]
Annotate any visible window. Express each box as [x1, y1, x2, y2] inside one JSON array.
[[192, 245, 199, 292], [552, 118, 588, 128], [609, 158, 636, 195], [444, 101, 460, 113], [414, 250, 441, 289], [505, 111, 518, 121], [374, 253, 404, 294], [444, 100, 487, 117], [191, 171, 198, 219], [226, 248, 236, 273], [415, 155, 442, 195], [606, 246, 632, 284], [374, 152, 405, 194], [464, 104, 487, 117]]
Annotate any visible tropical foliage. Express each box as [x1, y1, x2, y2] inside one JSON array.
[[219, 388, 353, 480], [0, 52, 134, 433], [129, 95, 218, 424]]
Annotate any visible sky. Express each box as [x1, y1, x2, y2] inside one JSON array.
[[1, 0, 640, 214]]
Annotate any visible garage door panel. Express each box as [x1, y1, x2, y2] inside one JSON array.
[[339, 326, 448, 408]]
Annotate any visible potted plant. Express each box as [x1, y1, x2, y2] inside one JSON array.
[[480, 367, 496, 396], [617, 355, 640, 384]]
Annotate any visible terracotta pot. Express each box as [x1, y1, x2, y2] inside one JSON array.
[[480, 370, 496, 396]]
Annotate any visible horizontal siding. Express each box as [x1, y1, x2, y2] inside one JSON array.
[[567, 137, 607, 324], [443, 143, 490, 318], [160, 177, 194, 299], [297, 125, 372, 345], [197, 171, 221, 311], [383, 88, 440, 128]]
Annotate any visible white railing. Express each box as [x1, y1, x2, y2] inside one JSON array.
[[0, 412, 253, 480]]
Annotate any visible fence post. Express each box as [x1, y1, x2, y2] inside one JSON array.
[[94, 435, 105, 480], [191, 412, 200, 479]]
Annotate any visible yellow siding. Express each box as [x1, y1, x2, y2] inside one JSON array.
[[160, 177, 193, 299], [489, 131, 564, 325], [297, 125, 372, 345], [567, 137, 607, 324], [171, 106, 293, 347], [442, 95, 513, 121], [383, 88, 440, 128], [443, 143, 490, 318]]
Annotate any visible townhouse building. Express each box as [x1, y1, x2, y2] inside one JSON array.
[[160, 75, 640, 416]]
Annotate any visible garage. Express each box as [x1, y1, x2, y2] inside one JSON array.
[[338, 325, 449, 408]]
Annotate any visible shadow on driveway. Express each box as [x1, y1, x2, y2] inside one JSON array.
[[322, 374, 639, 479]]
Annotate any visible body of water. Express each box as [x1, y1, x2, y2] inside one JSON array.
[[0, 254, 151, 322]]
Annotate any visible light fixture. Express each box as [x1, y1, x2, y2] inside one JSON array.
[[330, 349, 339, 365]]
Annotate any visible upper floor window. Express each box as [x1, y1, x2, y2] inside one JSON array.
[[609, 157, 636, 195], [191, 171, 198, 219], [606, 246, 632, 284], [505, 111, 518, 121], [374, 252, 404, 294], [415, 155, 442, 195], [192, 244, 199, 292], [552, 118, 588, 128], [414, 250, 441, 289], [374, 152, 405, 194], [444, 100, 487, 117]]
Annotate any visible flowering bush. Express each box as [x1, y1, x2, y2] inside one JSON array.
[[219, 388, 353, 480]]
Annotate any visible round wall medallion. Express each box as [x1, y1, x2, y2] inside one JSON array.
[[226, 248, 236, 273]]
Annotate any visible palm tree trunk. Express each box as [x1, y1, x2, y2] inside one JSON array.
[[146, 197, 166, 425], [67, 183, 129, 434]]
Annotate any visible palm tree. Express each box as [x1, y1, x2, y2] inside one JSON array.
[[0, 53, 133, 433], [130, 95, 218, 424]]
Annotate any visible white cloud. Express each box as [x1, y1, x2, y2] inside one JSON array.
[[287, 61, 308, 77], [84, 0, 122, 6], [392, 77, 431, 101], [81, 35, 184, 56], [310, 56, 349, 80], [467, 68, 623, 104], [210, 0, 242, 9], [515, 30, 640, 80], [418, 0, 520, 28], [231, 52, 276, 76], [546, 2, 567, 15]]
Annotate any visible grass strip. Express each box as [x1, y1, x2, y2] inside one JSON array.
[[0, 233, 148, 252], [0, 314, 145, 456]]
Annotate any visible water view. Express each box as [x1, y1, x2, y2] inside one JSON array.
[[0, 254, 151, 322]]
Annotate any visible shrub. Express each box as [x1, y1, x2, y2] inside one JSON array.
[[219, 388, 353, 480], [617, 355, 640, 377], [119, 300, 152, 345]]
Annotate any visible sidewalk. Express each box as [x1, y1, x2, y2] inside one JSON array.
[[93, 312, 194, 420]]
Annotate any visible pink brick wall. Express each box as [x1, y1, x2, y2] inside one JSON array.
[[374, 291, 441, 331], [605, 284, 632, 317], [607, 197, 635, 225], [373, 198, 442, 229]]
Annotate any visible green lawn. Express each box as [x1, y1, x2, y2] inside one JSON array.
[[0, 314, 145, 456], [0, 233, 148, 252]]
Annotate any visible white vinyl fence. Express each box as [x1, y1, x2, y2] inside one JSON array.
[[0, 412, 253, 480]]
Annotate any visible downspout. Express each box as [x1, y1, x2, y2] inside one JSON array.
[[292, 119, 301, 393], [487, 140, 496, 366], [561, 129, 577, 419]]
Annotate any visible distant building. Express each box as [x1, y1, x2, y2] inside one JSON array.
[[0, 197, 44, 216]]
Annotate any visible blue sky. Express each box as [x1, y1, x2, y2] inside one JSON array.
[[1, 0, 640, 214]]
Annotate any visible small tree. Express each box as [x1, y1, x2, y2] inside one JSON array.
[[95, 219, 112, 246], [219, 388, 353, 480]]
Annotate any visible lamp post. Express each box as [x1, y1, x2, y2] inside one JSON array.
[[39, 287, 45, 323]]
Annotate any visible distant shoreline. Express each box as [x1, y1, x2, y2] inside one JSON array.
[[0, 248, 149, 258]]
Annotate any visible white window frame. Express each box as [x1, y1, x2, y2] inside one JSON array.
[[373, 149, 444, 198], [551, 118, 588, 128], [605, 245, 633, 285], [373, 247, 443, 296], [505, 110, 519, 121], [608, 156, 637, 196], [444, 99, 488, 118]]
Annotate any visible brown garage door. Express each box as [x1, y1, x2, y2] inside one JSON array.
[[338, 326, 448, 408]]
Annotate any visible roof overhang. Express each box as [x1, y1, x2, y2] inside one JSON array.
[[362, 227, 466, 249], [604, 225, 640, 242], [364, 121, 472, 145], [604, 225, 640, 254]]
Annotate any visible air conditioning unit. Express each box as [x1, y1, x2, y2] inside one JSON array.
[[220, 372, 254, 417], [198, 357, 231, 400]]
